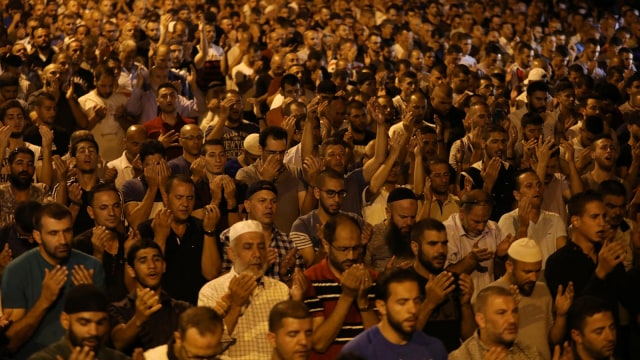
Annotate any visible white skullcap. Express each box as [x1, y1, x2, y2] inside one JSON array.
[[507, 238, 542, 263], [524, 68, 548, 85], [243, 134, 261, 156], [229, 220, 263, 245]]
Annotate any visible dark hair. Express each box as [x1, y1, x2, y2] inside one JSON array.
[[15, 200, 42, 233], [177, 306, 223, 337], [316, 168, 344, 188], [280, 74, 301, 92], [375, 267, 422, 301], [598, 179, 626, 198], [88, 183, 121, 207], [583, 116, 604, 136], [34, 202, 72, 231], [126, 238, 163, 267], [568, 190, 603, 218], [139, 139, 166, 164], [474, 286, 513, 313], [156, 82, 178, 95], [70, 136, 99, 157], [8, 147, 35, 165], [259, 126, 288, 148], [410, 218, 446, 245], [93, 63, 116, 81], [481, 124, 507, 142], [567, 296, 613, 333], [33, 92, 57, 108], [521, 112, 544, 129], [0, 99, 27, 121], [451, 64, 471, 78], [165, 174, 195, 195], [320, 137, 348, 157], [202, 139, 225, 156], [425, 159, 449, 177], [0, 73, 19, 87], [323, 213, 360, 245], [268, 300, 311, 332], [526, 81, 549, 96]]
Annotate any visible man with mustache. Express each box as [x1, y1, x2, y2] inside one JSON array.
[[364, 187, 418, 272], [109, 239, 191, 353], [198, 220, 290, 359], [409, 219, 475, 352], [268, 300, 313, 360], [581, 135, 625, 191], [487, 238, 574, 360], [302, 214, 377, 359], [0, 148, 48, 228], [449, 286, 542, 360], [568, 296, 618, 360], [545, 190, 628, 304], [1, 203, 105, 359], [29, 284, 129, 360], [339, 268, 447, 360]]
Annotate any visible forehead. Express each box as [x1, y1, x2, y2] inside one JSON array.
[[93, 190, 120, 203], [169, 181, 195, 194], [603, 194, 625, 204], [205, 144, 225, 153], [278, 317, 312, 332], [236, 231, 265, 246], [518, 172, 540, 184], [249, 190, 276, 201], [12, 152, 34, 162], [135, 247, 162, 259], [41, 215, 72, 230]]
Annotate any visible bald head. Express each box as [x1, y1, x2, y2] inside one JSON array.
[[180, 124, 201, 136], [124, 125, 147, 156]]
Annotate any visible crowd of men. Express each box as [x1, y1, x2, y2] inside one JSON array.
[[2, 0, 640, 359]]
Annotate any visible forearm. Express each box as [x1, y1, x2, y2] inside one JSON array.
[[224, 304, 243, 335], [128, 188, 159, 229], [6, 298, 53, 352], [417, 200, 432, 220], [111, 316, 145, 350], [549, 314, 567, 344], [40, 148, 53, 189], [515, 224, 528, 240], [446, 255, 478, 275], [459, 303, 476, 339], [201, 234, 221, 280], [416, 302, 438, 329], [300, 118, 316, 163], [369, 151, 400, 194], [360, 310, 378, 329], [205, 115, 225, 141], [413, 155, 424, 194], [54, 181, 68, 205], [567, 162, 584, 195], [69, 98, 89, 129], [312, 295, 355, 353]]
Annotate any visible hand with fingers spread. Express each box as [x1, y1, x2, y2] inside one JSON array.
[[555, 282, 574, 316], [151, 209, 173, 244], [133, 287, 162, 324], [425, 271, 456, 308], [228, 272, 258, 307], [302, 155, 323, 187], [52, 155, 69, 182], [39, 125, 54, 148], [595, 240, 627, 279], [144, 163, 160, 190], [517, 196, 533, 229], [340, 265, 362, 299], [536, 136, 557, 166], [71, 265, 95, 286], [481, 157, 502, 190], [495, 234, 514, 257], [190, 156, 206, 182], [458, 273, 474, 305], [42, 266, 69, 305], [256, 155, 281, 181], [158, 130, 179, 148]]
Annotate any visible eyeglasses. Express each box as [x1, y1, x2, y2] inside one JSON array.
[[181, 135, 204, 141], [320, 189, 347, 198], [331, 244, 364, 253]]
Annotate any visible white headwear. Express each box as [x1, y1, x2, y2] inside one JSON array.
[[229, 220, 263, 246], [507, 238, 543, 263]]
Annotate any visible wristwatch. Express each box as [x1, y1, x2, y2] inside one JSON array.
[[204, 229, 216, 237]]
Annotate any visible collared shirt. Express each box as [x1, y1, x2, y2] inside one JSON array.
[[444, 213, 503, 291], [425, 193, 460, 223], [138, 216, 208, 304], [109, 290, 192, 352], [78, 89, 129, 162], [219, 225, 303, 282], [143, 114, 195, 160], [449, 331, 543, 360], [303, 259, 377, 360], [107, 151, 136, 190], [498, 209, 566, 268], [0, 182, 47, 228], [197, 268, 290, 360]]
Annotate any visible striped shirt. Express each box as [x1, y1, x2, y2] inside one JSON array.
[[303, 259, 377, 360]]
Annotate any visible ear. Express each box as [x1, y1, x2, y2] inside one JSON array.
[[570, 329, 582, 344], [174, 331, 182, 347], [322, 239, 330, 254], [505, 259, 514, 273], [60, 312, 70, 331], [313, 186, 320, 200], [475, 312, 485, 330], [267, 331, 276, 349], [513, 190, 521, 201], [570, 215, 581, 229], [227, 246, 236, 263], [126, 264, 136, 279], [87, 205, 95, 220], [375, 299, 386, 317], [33, 229, 42, 245], [385, 205, 391, 220], [410, 241, 419, 257]]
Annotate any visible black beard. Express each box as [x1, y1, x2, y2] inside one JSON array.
[[417, 250, 445, 274], [9, 173, 32, 190], [385, 221, 413, 258]]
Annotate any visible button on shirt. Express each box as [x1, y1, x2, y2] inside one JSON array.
[[444, 213, 503, 292], [198, 269, 290, 360]]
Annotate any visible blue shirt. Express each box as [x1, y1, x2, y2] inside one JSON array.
[[2, 248, 105, 359], [340, 324, 447, 360]]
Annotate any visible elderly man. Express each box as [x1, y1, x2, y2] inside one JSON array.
[[198, 220, 291, 359]]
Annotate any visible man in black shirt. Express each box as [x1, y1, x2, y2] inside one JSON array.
[[409, 218, 475, 352]]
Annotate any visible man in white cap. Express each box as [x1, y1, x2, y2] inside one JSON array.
[[197, 220, 290, 360], [486, 238, 574, 360]]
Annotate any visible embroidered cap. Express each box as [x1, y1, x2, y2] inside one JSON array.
[[507, 238, 543, 263], [229, 220, 264, 243]]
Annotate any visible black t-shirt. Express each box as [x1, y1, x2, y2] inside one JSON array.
[[460, 162, 516, 222], [410, 268, 463, 352]]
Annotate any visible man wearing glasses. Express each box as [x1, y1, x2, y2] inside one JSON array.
[[290, 169, 366, 267], [303, 214, 377, 359]]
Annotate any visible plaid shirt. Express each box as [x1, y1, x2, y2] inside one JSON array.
[[220, 225, 304, 281]]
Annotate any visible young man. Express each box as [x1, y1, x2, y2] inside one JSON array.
[[2, 203, 105, 359], [29, 285, 129, 360], [568, 296, 617, 360], [109, 239, 192, 352], [339, 268, 447, 360], [268, 300, 313, 360]]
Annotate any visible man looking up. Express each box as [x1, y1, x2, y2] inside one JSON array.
[[2, 203, 105, 359]]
